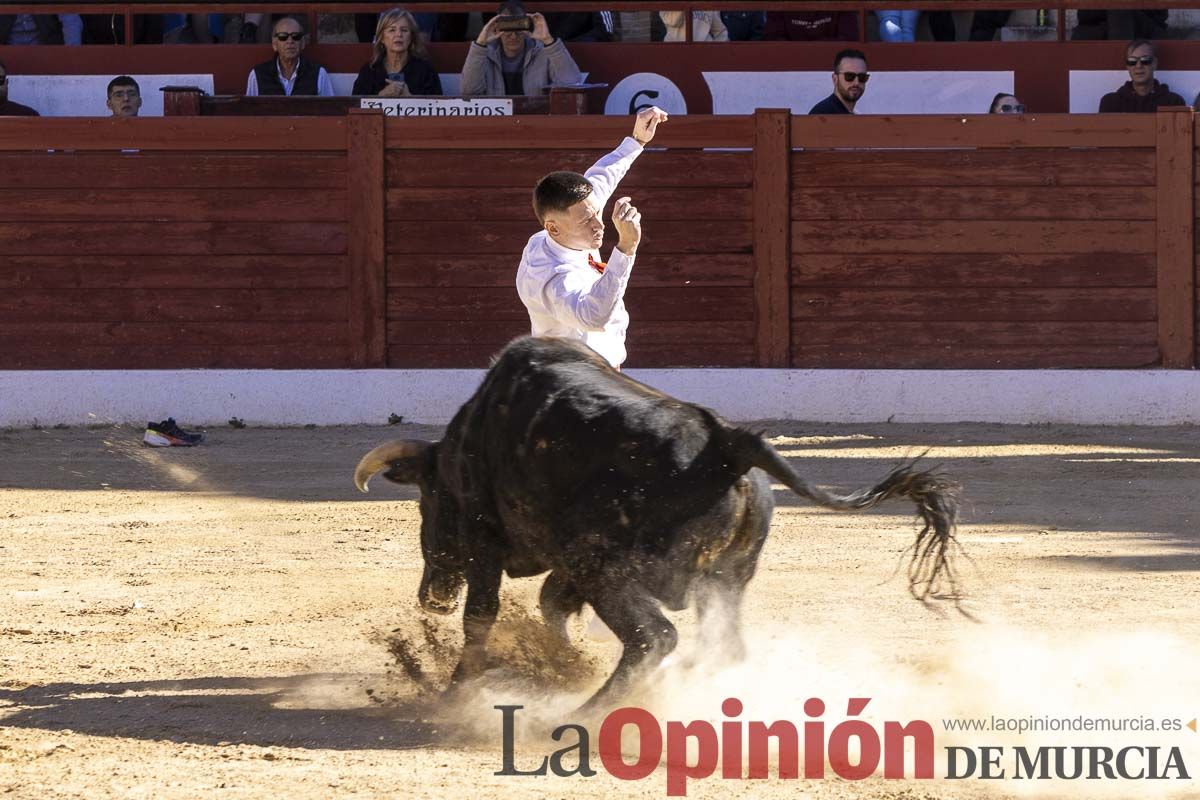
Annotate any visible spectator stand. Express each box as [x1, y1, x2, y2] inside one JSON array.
[[8, 2, 1200, 113]]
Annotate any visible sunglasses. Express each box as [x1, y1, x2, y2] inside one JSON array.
[[999, 103, 1025, 113], [1125, 56, 1155, 66], [838, 71, 870, 84], [274, 32, 305, 41]]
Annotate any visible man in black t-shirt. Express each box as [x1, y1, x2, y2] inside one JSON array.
[[808, 48, 869, 115]]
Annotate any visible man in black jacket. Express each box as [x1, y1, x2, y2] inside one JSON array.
[[809, 49, 869, 115], [1098, 39, 1184, 112], [244, 16, 334, 97]]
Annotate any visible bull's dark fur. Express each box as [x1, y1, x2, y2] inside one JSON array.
[[355, 337, 962, 709]]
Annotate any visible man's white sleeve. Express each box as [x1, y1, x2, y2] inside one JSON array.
[[540, 249, 634, 331], [245, 71, 259, 96], [584, 137, 644, 208]]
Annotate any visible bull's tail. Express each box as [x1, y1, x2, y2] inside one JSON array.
[[741, 433, 964, 608]]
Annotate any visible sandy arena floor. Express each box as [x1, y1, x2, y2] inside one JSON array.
[[2, 422, 1198, 799]]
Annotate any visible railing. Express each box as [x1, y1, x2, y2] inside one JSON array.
[[0, 110, 1195, 370], [4, 0, 1200, 45]]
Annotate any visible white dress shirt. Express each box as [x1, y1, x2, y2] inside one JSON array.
[[515, 137, 645, 368], [245, 59, 335, 97]]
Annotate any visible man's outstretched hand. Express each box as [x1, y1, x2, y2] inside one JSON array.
[[632, 106, 669, 146]]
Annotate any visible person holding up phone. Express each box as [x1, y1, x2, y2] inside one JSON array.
[[352, 6, 442, 98], [461, 1, 581, 97]]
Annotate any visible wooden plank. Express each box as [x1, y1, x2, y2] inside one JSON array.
[[386, 150, 752, 188], [0, 153, 347, 189], [347, 110, 388, 368], [790, 345, 1160, 369], [0, 222, 347, 255], [792, 185, 1155, 221], [388, 287, 754, 322], [0, 117, 347, 152], [1156, 107, 1196, 368], [0, 255, 346, 290], [792, 149, 1156, 188], [791, 321, 1157, 348], [626, 343, 756, 367], [791, 288, 1155, 322], [0, 321, 347, 347], [388, 221, 753, 255], [0, 345, 349, 370], [387, 343, 756, 369], [388, 319, 754, 346], [389, 320, 529, 346], [383, 115, 754, 150], [792, 253, 1155, 288], [792, 114, 1156, 149], [792, 220, 1154, 254], [386, 253, 754, 288], [753, 108, 791, 368], [0, 289, 347, 323], [0, 189, 348, 222], [386, 187, 752, 221]]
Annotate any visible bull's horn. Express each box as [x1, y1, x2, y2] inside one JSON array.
[[354, 440, 432, 493]]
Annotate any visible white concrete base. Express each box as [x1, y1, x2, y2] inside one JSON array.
[[2, 369, 1199, 427]]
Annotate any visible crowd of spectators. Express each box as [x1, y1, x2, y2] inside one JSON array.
[[0, 5, 1195, 115], [0, 8, 1186, 46]]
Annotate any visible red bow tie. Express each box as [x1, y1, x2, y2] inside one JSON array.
[[588, 254, 607, 275]]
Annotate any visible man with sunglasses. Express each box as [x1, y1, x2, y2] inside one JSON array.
[[0, 60, 39, 116], [1098, 40, 1184, 113], [245, 16, 334, 97], [809, 48, 868, 115]]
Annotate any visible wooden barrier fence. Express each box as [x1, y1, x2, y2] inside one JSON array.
[[0, 110, 1195, 369]]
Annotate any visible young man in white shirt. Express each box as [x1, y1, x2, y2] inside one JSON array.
[[515, 106, 669, 369]]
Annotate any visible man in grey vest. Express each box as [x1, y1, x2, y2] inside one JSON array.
[[245, 16, 333, 97]]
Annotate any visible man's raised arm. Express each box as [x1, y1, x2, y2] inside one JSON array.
[[583, 106, 669, 207]]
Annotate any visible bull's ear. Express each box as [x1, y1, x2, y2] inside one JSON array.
[[354, 440, 433, 493]]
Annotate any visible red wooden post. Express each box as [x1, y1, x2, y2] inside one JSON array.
[[547, 87, 586, 115], [161, 86, 203, 116], [347, 109, 388, 368], [753, 108, 791, 367], [1155, 107, 1195, 368]]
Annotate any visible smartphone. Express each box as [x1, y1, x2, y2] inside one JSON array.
[[494, 14, 533, 32], [386, 73, 406, 82]]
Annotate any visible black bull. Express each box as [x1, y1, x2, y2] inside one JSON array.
[[355, 337, 962, 709]]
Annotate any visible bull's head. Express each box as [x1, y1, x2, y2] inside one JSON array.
[[354, 439, 465, 614]]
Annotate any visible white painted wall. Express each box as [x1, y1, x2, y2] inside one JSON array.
[[23, 69, 1200, 117], [704, 71, 1015, 115], [3, 370, 1199, 427], [6, 74, 214, 117]]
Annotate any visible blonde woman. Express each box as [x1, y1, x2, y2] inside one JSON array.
[[352, 7, 442, 97], [659, 10, 729, 41]]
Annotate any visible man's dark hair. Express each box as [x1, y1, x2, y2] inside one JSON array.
[[1125, 38, 1156, 59], [833, 48, 867, 73], [499, 1, 526, 15], [107, 75, 140, 97], [533, 171, 592, 224]]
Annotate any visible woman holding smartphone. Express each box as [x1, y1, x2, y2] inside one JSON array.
[[352, 7, 442, 98]]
